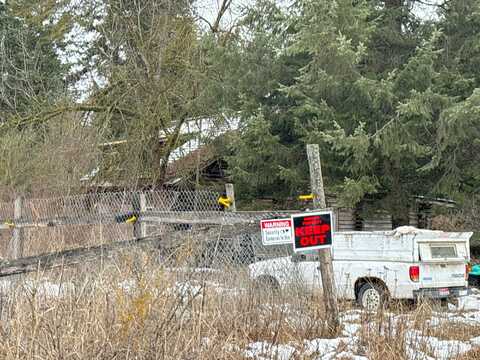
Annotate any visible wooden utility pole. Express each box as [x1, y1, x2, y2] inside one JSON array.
[[9, 196, 25, 259], [306, 144, 339, 334]]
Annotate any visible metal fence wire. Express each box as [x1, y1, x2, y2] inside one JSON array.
[[0, 190, 292, 266]]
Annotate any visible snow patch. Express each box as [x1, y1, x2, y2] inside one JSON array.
[[245, 341, 296, 360], [303, 337, 350, 357], [23, 280, 75, 298], [387, 226, 443, 236], [173, 282, 203, 298], [343, 323, 361, 337], [470, 336, 480, 347], [406, 330, 472, 360], [333, 352, 368, 360], [340, 310, 362, 323], [456, 294, 480, 311]]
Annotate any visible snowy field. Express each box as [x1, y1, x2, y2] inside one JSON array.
[[232, 290, 480, 360], [1, 275, 480, 359]]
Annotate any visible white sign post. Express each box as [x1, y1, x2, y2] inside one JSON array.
[[260, 219, 292, 246]]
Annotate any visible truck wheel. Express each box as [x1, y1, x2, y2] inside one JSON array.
[[358, 283, 388, 311], [253, 275, 280, 293]]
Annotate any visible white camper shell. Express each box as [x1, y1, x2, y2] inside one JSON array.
[[249, 227, 472, 310]]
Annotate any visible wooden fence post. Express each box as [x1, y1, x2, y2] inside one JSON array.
[[140, 193, 147, 237], [10, 196, 25, 259], [306, 144, 340, 335], [225, 183, 236, 212], [132, 193, 147, 239]]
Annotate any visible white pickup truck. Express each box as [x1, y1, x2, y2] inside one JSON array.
[[249, 227, 472, 310]]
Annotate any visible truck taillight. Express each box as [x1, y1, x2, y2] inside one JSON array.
[[466, 263, 472, 280], [409, 266, 420, 282]]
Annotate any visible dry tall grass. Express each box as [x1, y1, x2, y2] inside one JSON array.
[[0, 245, 478, 360]]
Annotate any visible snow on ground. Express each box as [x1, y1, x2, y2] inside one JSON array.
[[456, 290, 480, 311], [0, 278, 76, 299], [406, 330, 472, 360], [340, 310, 362, 323], [303, 337, 364, 360], [242, 292, 480, 360], [2, 276, 480, 359], [342, 323, 362, 337], [244, 342, 296, 360], [242, 337, 368, 360]]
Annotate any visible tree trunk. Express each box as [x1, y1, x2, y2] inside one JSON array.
[[157, 118, 187, 185]]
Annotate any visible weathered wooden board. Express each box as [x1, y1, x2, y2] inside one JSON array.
[[0, 235, 164, 278], [0, 211, 299, 230]]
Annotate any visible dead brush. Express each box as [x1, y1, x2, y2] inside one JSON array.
[[4, 246, 320, 358], [458, 347, 480, 359], [353, 299, 480, 360], [0, 242, 480, 359], [355, 307, 410, 359], [0, 246, 207, 359], [244, 286, 331, 344], [425, 322, 480, 341]]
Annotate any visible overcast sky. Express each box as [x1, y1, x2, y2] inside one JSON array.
[[62, 0, 438, 100], [195, 0, 255, 30], [196, 0, 440, 24]]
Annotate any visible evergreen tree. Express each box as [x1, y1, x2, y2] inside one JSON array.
[[0, 2, 66, 122], [223, 0, 310, 201], [226, 0, 480, 220], [426, 0, 480, 197]]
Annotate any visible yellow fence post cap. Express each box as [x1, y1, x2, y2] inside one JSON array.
[[126, 215, 138, 224], [298, 194, 315, 201], [218, 196, 232, 208]]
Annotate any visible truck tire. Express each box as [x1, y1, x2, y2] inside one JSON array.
[[253, 275, 280, 293], [358, 283, 388, 311]]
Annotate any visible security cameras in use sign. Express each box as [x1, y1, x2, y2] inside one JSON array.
[[260, 218, 293, 245], [292, 211, 334, 252]]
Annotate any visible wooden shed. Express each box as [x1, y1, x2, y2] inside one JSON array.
[[326, 195, 455, 232]]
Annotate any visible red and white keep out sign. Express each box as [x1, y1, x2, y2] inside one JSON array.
[[260, 219, 293, 245]]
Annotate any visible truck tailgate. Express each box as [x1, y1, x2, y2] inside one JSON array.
[[420, 262, 466, 288], [419, 241, 468, 288]]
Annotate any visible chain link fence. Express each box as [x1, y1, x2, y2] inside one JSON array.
[[0, 190, 293, 269]]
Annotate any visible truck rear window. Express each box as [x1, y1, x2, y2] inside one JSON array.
[[430, 245, 457, 259], [419, 242, 467, 262]]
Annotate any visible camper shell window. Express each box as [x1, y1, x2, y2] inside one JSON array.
[[430, 245, 457, 259], [419, 242, 466, 262]]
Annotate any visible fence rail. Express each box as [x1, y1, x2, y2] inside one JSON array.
[[0, 189, 294, 269], [0, 210, 296, 230]]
